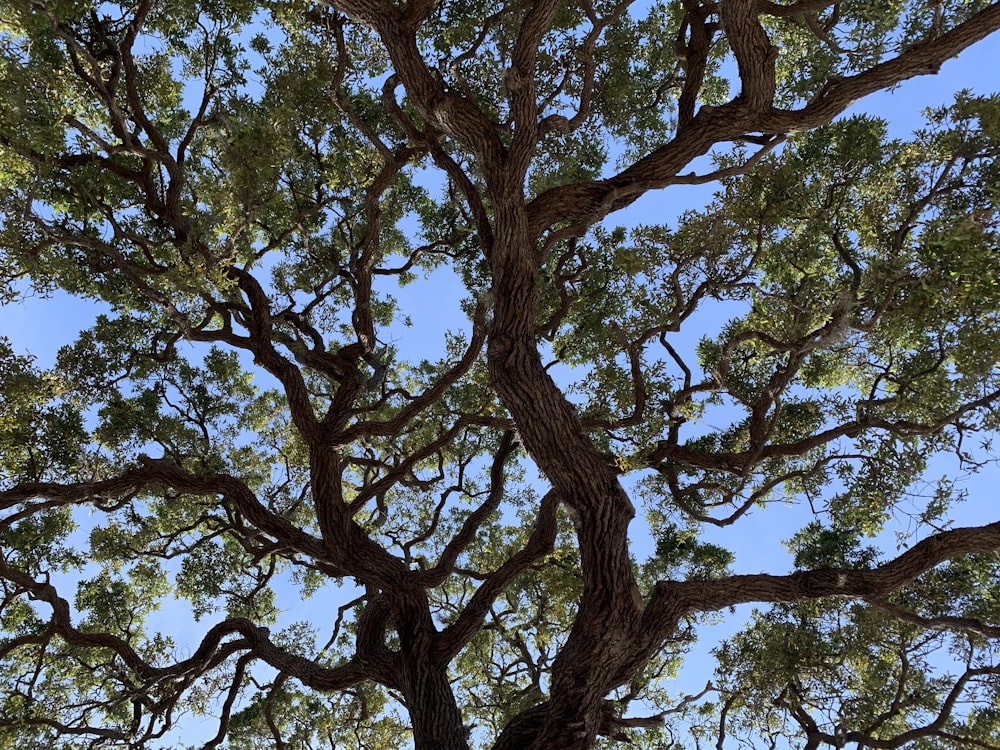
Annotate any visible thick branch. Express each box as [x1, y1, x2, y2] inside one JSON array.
[[526, 2, 1000, 238], [327, 0, 506, 170], [757, 0, 837, 18], [646, 520, 1000, 631], [722, 0, 778, 113], [759, 3, 1000, 133], [507, 0, 562, 175], [1, 461, 332, 567]]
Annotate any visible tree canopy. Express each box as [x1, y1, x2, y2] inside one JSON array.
[[2, 0, 1000, 748]]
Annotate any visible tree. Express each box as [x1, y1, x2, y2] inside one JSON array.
[[1, 0, 1000, 747]]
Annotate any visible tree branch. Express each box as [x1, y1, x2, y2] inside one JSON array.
[[434, 489, 560, 663], [759, 3, 1000, 133], [646, 520, 1000, 630]]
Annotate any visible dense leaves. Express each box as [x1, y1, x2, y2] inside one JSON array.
[[1, 0, 1000, 748]]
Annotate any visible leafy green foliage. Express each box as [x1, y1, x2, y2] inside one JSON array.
[[654, 523, 734, 580], [0, 1, 999, 748]]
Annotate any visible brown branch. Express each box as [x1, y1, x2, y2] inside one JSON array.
[[0, 554, 370, 694], [379, 73, 496, 255], [349, 422, 466, 515], [323, 0, 398, 27], [526, 2, 1000, 238], [722, 0, 779, 113], [646, 519, 1000, 631], [759, 2, 1000, 133], [352, 594, 403, 688], [434, 489, 560, 663], [560, 0, 634, 132], [671, 134, 786, 184], [864, 597, 1000, 639], [307, 447, 410, 590], [676, 1, 714, 130], [0, 714, 127, 743], [424, 430, 519, 585], [226, 266, 322, 443], [328, 0, 506, 168], [756, 0, 837, 17], [526, 107, 728, 238], [400, 0, 439, 28], [649, 387, 1000, 475], [202, 653, 252, 749], [507, 0, 562, 175], [1, 461, 333, 569], [338, 294, 491, 442], [786, 664, 1000, 749]]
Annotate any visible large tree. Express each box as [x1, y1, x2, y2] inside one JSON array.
[[2, 0, 1000, 747]]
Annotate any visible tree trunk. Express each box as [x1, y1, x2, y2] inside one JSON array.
[[486, 194, 645, 750], [395, 592, 470, 750], [403, 660, 469, 750]]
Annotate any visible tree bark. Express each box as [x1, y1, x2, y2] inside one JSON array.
[[402, 659, 469, 750], [486, 192, 644, 749], [393, 588, 470, 750]]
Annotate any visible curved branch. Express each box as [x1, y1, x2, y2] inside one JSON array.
[[434, 489, 560, 663], [784, 664, 1000, 750], [424, 430, 519, 586], [330, 0, 506, 168], [227, 266, 322, 442], [722, 0, 778, 113], [507, 0, 562, 174], [0, 555, 370, 694], [646, 519, 1000, 629], [863, 596, 1000, 640], [1, 461, 333, 569], [526, 2, 1000, 238], [759, 3, 1000, 133], [338, 294, 491, 442]]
